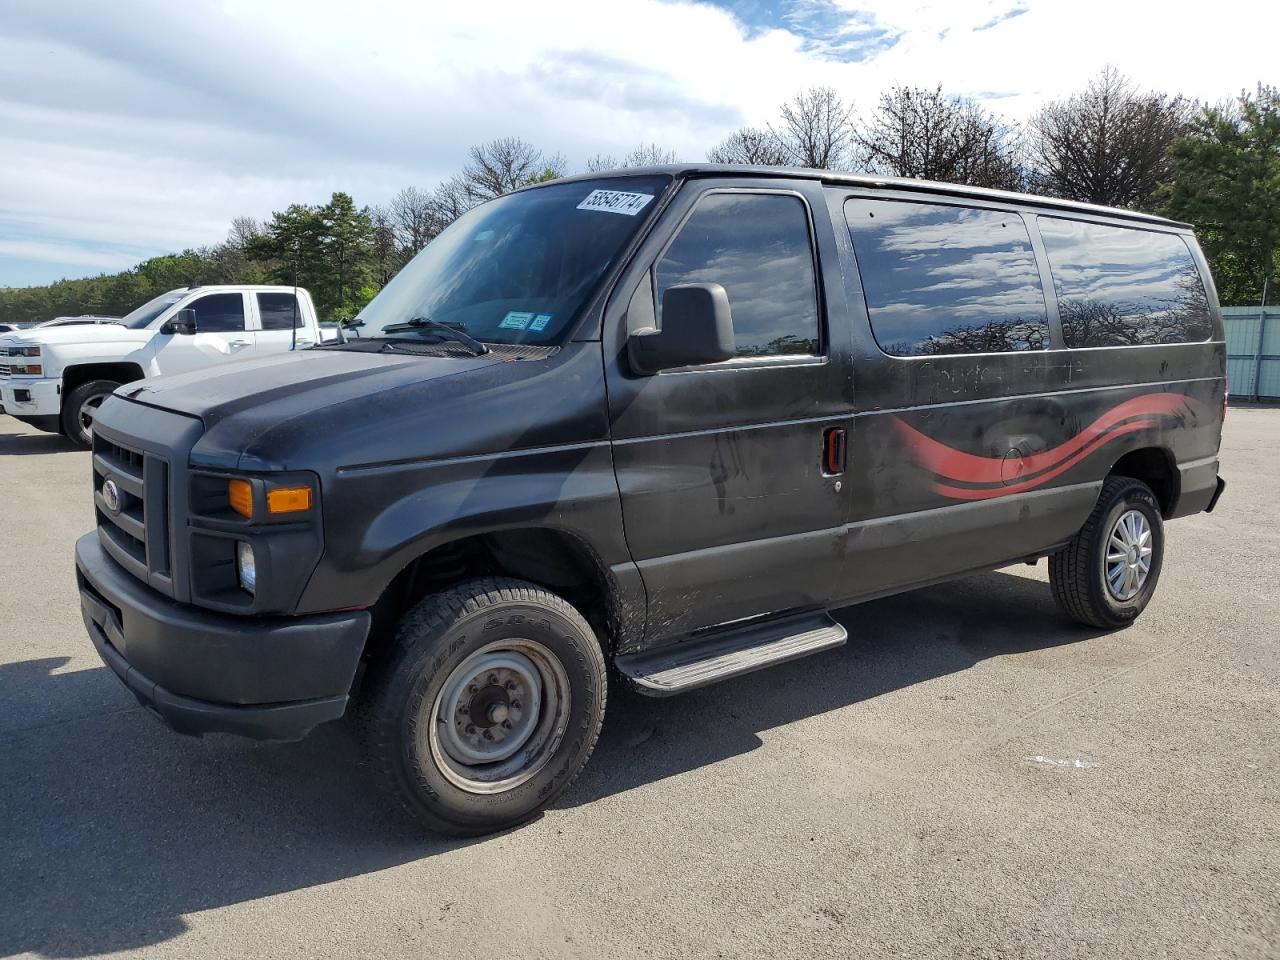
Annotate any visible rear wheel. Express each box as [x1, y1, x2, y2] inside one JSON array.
[[1050, 476, 1165, 629], [61, 379, 120, 448], [359, 577, 607, 836]]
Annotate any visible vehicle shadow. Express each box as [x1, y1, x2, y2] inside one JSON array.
[[0, 568, 1102, 958], [0, 429, 80, 456], [566, 567, 1103, 808]]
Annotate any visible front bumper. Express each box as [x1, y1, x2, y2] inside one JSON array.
[[0, 376, 61, 417], [75, 532, 370, 741]]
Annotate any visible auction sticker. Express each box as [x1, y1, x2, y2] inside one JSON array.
[[576, 189, 654, 216]]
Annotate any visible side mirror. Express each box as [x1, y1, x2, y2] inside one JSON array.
[[163, 309, 198, 336], [628, 283, 735, 375]]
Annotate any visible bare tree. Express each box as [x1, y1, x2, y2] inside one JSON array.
[[586, 143, 679, 171], [1027, 66, 1192, 209], [462, 137, 566, 201], [707, 127, 791, 166], [770, 86, 856, 169], [856, 85, 1023, 190], [428, 176, 474, 230], [388, 186, 436, 259], [228, 216, 262, 248]]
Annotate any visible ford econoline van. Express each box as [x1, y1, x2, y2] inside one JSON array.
[[75, 166, 1226, 835]]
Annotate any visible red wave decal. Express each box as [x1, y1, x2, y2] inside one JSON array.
[[892, 392, 1200, 501]]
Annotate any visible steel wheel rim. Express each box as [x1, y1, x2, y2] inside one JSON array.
[[79, 393, 107, 436], [1105, 508, 1153, 602], [426, 638, 571, 795]]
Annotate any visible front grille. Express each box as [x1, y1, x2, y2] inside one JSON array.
[[0, 363, 11, 377], [93, 433, 173, 594]]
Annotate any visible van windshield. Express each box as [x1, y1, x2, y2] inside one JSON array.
[[353, 176, 671, 346], [123, 289, 188, 329]]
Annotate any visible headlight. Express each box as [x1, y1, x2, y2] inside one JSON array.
[[237, 541, 256, 594], [10, 346, 40, 357], [10, 364, 43, 376]]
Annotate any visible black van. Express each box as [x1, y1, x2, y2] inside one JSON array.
[[74, 166, 1226, 835]]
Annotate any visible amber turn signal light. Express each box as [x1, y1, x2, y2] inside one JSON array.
[[266, 486, 313, 515], [228, 479, 254, 518]]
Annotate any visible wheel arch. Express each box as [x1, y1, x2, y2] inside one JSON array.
[[359, 525, 633, 674], [1107, 446, 1179, 516], [61, 362, 146, 402]]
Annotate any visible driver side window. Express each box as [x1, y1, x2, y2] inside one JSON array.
[[655, 192, 821, 357], [186, 293, 246, 333]]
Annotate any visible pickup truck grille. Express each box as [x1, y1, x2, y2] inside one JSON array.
[[0, 363, 11, 378], [93, 433, 173, 594]]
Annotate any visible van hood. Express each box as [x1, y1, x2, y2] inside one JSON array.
[[127, 347, 503, 427], [108, 340, 608, 478]]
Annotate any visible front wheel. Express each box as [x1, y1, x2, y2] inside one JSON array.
[[1049, 476, 1165, 629], [61, 379, 120, 448], [359, 577, 607, 836]]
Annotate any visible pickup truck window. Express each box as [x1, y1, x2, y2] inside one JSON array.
[[656, 192, 820, 357], [846, 198, 1049, 357], [354, 175, 671, 346], [258, 292, 301, 330], [187, 293, 246, 333], [122, 288, 187, 329]]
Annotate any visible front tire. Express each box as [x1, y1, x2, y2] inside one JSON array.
[[61, 379, 120, 448], [359, 577, 607, 836], [1050, 476, 1165, 629]]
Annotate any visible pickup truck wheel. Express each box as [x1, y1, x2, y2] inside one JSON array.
[[1049, 476, 1165, 629], [359, 577, 607, 836], [61, 379, 119, 448]]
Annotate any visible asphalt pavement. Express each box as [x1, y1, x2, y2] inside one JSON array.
[[0, 409, 1276, 959]]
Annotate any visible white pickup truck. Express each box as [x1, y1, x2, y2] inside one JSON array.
[[1, 284, 332, 447]]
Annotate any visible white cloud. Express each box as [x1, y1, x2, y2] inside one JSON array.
[[1, 0, 1273, 287]]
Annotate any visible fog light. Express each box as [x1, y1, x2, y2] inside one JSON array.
[[237, 541, 256, 594]]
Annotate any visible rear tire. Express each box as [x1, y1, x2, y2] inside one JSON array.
[[1050, 476, 1164, 629], [358, 577, 607, 836], [61, 379, 120, 448]]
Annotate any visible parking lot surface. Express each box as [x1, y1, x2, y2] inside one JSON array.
[[0, 410, 1276, 960]]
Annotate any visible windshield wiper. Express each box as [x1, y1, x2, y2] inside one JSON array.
[[377, 317, 489, 356]]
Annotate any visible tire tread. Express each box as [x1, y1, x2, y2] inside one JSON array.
[[1049, 476, 1160, 629]]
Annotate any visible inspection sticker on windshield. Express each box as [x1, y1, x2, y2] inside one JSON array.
[[499, 311, 534, 330], [576, 189, 654, 216], [529, 313, 553, 332]]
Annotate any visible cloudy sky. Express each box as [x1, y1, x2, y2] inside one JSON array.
[[1, 0, 1272, 287]]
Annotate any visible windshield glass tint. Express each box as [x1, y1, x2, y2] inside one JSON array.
[[355, 176, 670, 345], [123, 289, 187, 329]]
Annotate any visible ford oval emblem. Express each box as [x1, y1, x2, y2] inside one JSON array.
[[102, 478, 122, 515]]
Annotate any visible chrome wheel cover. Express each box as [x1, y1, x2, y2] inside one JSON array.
[[1105, 509, 1153, 602], [79, 393, 108, 437], [426, 639, 571, 795]]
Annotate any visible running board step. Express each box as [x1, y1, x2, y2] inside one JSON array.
[[615, 613, 847, 697]]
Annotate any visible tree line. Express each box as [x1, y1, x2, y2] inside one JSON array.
[[2, 69, 1276, 325]]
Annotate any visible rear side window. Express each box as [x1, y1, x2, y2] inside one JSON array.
[[656, 192, 820, 357], [845, 199, 1049, 357], [1038, 218, 1212, 347], [257, 292, 301, 330], [187, 293, 246, 333]]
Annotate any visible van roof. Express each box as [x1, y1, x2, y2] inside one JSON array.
[[543, 164, 1190, 229]]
